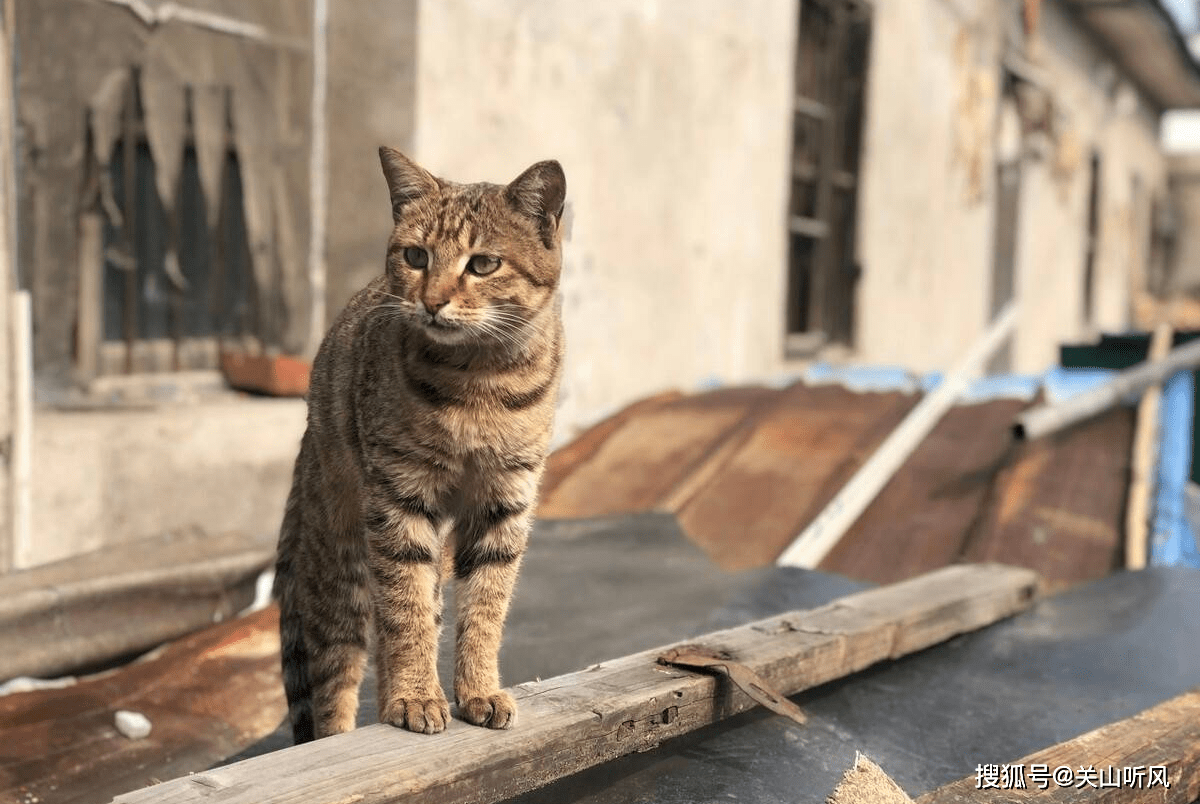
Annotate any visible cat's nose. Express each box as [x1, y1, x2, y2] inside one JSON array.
[[422, 299, 449, 316]]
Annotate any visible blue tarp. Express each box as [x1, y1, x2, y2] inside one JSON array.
[[1151, 371, 1200, 568]]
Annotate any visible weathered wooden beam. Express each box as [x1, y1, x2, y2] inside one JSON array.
[[0, 528, 273, 680], [113, 563, 1038, 804], [1126, 322, 1172, 570], [917, 687, 1200, 803]]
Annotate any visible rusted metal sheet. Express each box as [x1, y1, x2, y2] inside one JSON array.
[[0, 605, 285, 804], [820, 399, 1027, 584], [539, 390, 682, 504], [542, 382, 1133, 585], [676, 384, 916, 570], [962, 407, 1134, 590], [538, 386, 779, 520]]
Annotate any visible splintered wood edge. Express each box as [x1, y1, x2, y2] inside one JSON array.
[[917, 687, 1200, 804], [112, 563, 1039, 804]]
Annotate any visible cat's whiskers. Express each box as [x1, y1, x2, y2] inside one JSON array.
[[470, 319, 527, 354]]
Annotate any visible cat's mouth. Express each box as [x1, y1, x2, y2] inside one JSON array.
[[422, 316, 468, 342]]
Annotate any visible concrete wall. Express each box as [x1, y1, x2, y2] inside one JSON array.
[[411, 0, 798, 442], [324, 0, 419, 318], [854, 0, 1168, 374], [1167, 153, 1200, 294], [26, 399, 305, 568], [854, 0, 999, 373], [411, 0, 1170, 438]]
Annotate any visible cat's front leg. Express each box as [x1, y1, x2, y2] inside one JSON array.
[[366, 487, 450, 735], [451, 490, 534, 729]]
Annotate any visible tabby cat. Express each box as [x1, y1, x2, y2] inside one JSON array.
[[274, 147, 567, 742]]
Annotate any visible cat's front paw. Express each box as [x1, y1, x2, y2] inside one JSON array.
[[457, 691, 517, 729], [380, 694, 451, 735]]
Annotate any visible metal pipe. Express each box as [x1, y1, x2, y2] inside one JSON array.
[[1013, 335, 1200, 441], [777, 302, 1020, 568]]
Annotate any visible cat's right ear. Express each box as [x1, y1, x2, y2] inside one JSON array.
[[379, 147, 438, 220]]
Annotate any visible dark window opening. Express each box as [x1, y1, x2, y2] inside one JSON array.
[[85, 70, 259, 376], [988, 76, 1024, 374], [785, 0, 872, 354], [1082, 151, 1101, 326]]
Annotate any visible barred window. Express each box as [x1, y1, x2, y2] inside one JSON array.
[[81, 70, 261, 376]]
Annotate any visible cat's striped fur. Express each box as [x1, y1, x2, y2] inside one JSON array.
[[274, 148, 566, 742]]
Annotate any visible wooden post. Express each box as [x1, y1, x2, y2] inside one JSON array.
[[111, 563, 1038, 804], [777, 302, 1020, 568], [1125, 322, 1173, 570]]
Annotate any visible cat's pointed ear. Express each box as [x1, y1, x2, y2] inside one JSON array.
[[379, 146, 438, 219], [504, 160, 566, 248]]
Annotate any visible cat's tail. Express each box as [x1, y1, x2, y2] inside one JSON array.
[[275, 495, 316, 745]]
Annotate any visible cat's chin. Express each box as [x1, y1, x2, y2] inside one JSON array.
[[419, 322, 470, 345]]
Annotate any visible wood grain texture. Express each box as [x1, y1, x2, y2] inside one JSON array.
[[821, 399, 1025, 584], [113, 563, 1038, 804], [538, 387, 775, 520], [963, 408, 1133, 591], [1125, 322, 1173, 570], [1, 606, 285, 804], [917, 687, 1200, 803], [0, 527, 274, 680], [677, 385, 916, 569], [538, 389, 682, 503]]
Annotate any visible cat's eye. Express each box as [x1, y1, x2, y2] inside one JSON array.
[[403, 246, 429, 269], [467, 254, 501, 276]]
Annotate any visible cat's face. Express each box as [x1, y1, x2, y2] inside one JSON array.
[[379, 148, 566, 348]]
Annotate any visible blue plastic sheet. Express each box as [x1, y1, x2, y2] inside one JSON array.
[[1151, 371, 1200, 568]]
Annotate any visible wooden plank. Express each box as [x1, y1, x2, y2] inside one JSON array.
[[0, 527, 273, 679], [539, 389, 682, 504], [1126, 322, 1172, 570], [656, 386, 791, 513], [778, 303, 1020, 569], [112, 563, 1038, 804], [820, 399, 1027, 584], [963, 407, 1133, 590], [2, 606, 285, 804], [917, 687, 1200, 803], [538, 387, 776, 520], [677, 384, 916, 569]]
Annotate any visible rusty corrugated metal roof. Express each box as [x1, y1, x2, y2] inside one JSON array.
[[538, 380, 1131, 586], [0, 607, 284, 804]]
